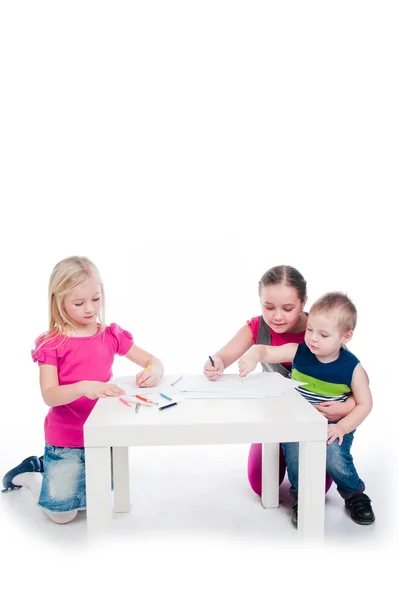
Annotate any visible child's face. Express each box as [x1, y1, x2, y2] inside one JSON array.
[[305, 311, 352, 360], [260, 284, 306, 334], [63, 276, 102, 329]]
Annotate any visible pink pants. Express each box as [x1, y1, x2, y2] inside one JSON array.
[[247, 443, 333, 496]]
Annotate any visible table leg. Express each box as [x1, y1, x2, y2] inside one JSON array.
[[85, 446, 112, 532], [297, 440, 326, 540], [112, 446, 130, 513], [261, 442, 280, 508]]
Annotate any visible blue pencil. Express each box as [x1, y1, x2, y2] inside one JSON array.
[[171, 376, 183, 386], [160, 392, 173, 401], [159, 402, 179, 411]]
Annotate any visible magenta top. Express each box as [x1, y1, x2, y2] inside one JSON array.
[[246, 316, 305, 366], [32, 323, 134, 447]]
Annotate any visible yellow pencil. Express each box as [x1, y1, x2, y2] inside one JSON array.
[[138, 364, 152, 380]]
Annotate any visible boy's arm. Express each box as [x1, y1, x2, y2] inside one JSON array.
[[238, 343, 298, 377], [316, 367, 369, 420], [327, 364, 373, 444]]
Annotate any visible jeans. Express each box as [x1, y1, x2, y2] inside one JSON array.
[[281, 430, 365, 500], [39, 444, 87, 512], [39, 443, 114, 513]]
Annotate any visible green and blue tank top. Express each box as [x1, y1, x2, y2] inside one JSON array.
[[292, 343, 360, 404]]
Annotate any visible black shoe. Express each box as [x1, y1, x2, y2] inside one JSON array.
[[1, 456, 43, 493], [291, 501, 298, 528], [345, 492, 375, 525]]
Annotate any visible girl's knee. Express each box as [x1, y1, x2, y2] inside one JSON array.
[[247, 444, 262, 495], [45, 509, 78, 524]]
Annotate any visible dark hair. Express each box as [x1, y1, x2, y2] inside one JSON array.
[[310, 292, 357, 331], [258, 265, 307, 302]]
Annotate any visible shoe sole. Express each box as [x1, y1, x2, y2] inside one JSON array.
[[346, 508, 375, 525], [349, 516, 375, 525]]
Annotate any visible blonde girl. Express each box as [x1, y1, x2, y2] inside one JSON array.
[[2, 256, 164, 524]]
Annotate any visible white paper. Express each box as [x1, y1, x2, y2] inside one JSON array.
[[177, 372, 304, 398], [111, 372, 305, 400], [110, 374, 185, 397]]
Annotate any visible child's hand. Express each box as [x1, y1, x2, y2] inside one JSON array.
[[136, 370, 159, 388], [80, 381, 125, 400], [203, 356, 224, 380], [315, 401, 352, 421], [327, 423, 346, 446], [238, 350, 258, 378]]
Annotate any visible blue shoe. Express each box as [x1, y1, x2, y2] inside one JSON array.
[[2, 456, 43, 493]]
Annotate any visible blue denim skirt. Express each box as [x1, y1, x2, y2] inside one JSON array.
[[38, 443, 86, 513]]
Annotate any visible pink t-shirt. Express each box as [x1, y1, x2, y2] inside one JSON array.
[[246, 316, 305, 366], [31, 323, 134, 448]]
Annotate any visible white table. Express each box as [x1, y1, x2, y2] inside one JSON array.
[[84, 387, 327, 539]]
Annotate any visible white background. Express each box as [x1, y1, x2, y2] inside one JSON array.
[[0, 1, 396, 597]]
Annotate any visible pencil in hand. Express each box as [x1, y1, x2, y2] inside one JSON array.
[[207, 355, 224, 381], [209, 355, 219, 373], [137, 363, 152, 385]]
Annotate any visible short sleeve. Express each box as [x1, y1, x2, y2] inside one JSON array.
[[31, 338, 58, 367], [109, 323, 134, 356], [246, 316, 261, 343]]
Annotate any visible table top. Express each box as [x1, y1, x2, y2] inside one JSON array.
[[84, 377, 327, 447]]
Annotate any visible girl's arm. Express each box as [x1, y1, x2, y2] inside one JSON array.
[[238, 344, 298, 378], [314, 395, 356, 420], [327, 364, 373, 445], [124, 344, 164, 387], [204, 325, 254, 380], [39, 365, 125, 406]]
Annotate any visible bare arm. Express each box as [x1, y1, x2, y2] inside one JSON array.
[[337, 365, 372, 432], [327, 364, 373, 445], [214, 325, 254, 368], [317, 350, 371, 420], [39, 364, 124, 407], [124, 344, 164, 387], [204, 324, 254, 380], [238, 344, 298, 377], [315, 394, 356, 420]]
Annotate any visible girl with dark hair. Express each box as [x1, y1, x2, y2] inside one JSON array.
[[203, 265, 356, 496]]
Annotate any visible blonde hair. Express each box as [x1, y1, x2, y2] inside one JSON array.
[[36, 256, 105, 347], [309, 292, 357, 332]]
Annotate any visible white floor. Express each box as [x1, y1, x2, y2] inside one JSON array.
[[1, 362, 395, 598], [1, 439, 395, 598]]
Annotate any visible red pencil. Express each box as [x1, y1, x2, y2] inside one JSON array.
[[136, 395, 155, 404]]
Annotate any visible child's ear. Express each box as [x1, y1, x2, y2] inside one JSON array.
[[343, 330, 353, 344]]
